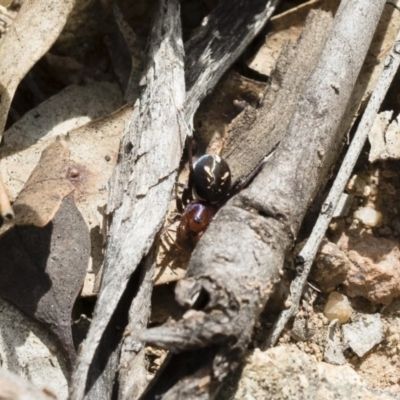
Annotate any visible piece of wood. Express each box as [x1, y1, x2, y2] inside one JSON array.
[[118, 246, 157, 399], [70, 1, 186, 398], [223, 5, 338, 182], [184, 0, 281, 123], [137, 1, 386, 398], [265, 25, 400, 348]]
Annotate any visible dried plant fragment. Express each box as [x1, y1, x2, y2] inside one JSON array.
[[71, 0, 185, 396]]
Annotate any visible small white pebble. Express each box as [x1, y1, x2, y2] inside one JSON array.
[[362, 185, 371, 197], [284, 300, 292, 308], [370, 184, 378, 196], [354, 207, 382, 227], [324, 291, 352, 324]]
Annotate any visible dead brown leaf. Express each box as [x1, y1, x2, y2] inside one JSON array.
[[0, 0, 76, 137], [12, 141, 74, 227]]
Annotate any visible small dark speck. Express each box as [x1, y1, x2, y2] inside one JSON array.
[[34, 113, 41, 119], [105, 155, 111, 162], [331, 84, 339, 94], [125, 142, 133, 154]]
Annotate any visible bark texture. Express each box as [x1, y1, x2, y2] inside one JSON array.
[[71, 1, 186, 398], [184, 0, 281, 123]]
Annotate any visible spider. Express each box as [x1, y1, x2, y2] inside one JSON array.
[[165, 139, 273, 250]]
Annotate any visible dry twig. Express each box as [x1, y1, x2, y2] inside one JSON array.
[[265, 25, 400, 348]]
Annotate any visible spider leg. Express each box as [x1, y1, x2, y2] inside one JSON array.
[[182, 136, 195, 206], [160, 213, 182, 236]]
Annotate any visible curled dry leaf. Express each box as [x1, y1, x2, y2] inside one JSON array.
[[0, 0, 75, 137], [0, 188, 90, 369], [0, 82, 124, 162]]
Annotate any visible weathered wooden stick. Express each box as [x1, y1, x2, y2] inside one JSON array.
[[137, 1, 386, 398], [70, 1, 186, 398], [184, 0, 281, 124], [265, 26, 400, 348], [118, 247, 157, 399]]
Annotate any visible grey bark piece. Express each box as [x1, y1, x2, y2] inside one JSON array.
[[184, 0, 281, 123], [70, 1, 186, 398], [223, 9, 334, 182], [342, 314, 385, 357], [138, 1, 386, 398], [118, 246, 157, 400]]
